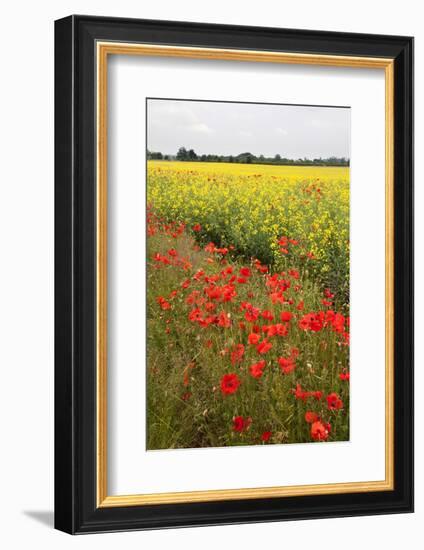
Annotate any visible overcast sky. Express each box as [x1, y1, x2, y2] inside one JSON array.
[[147, 99, 350, 159]]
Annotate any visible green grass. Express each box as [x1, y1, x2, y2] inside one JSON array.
[[146, 219, 349, 450]]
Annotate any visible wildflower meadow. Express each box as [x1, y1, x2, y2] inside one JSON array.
[[146, 161, 350, 450]]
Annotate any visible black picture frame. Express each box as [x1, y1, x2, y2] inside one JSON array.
[[55, 14, 414, 534]]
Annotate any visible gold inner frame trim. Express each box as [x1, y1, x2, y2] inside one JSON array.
[[96, 42, 395, 508]]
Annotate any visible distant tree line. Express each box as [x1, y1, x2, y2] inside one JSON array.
[[147, 147, 350, 166]]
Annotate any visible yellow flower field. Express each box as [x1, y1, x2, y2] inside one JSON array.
[[146, 160, 350, 450], [147, 161, 350, 299]]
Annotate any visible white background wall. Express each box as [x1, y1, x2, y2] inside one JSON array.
[[0, 1, 420, 548]]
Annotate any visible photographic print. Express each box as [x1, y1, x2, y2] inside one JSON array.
[[147, 99, 350, 449], [146, 98, 350, 450]]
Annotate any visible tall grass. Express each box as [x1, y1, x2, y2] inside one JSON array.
[[146, 203, 349, 450]]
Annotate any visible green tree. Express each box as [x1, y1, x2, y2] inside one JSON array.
[[176, 147, 188, 161], [150, 151, 163, 160]]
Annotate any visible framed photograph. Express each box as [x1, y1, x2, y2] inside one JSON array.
[[54, 15, 413, 534]]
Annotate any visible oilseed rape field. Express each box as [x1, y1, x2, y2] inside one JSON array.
[[146, 161, 350, 450]]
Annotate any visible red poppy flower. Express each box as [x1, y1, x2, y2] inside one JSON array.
[[245, 307, 260, 322], [205, 285, 222, 301], [186, 290, 200, 305], [262, 323, 287, 337], [153, 253, 171, 265], [205, 273, 220, 283], [193, 269, 205, 281], [261, 310, 274, 321], [299, 313, 323, 332], [192, 223, 202, 232], [339, 372, 350, 381], [293, 383, 307, 401], [288, 269, 300, 279], [305, 411, 319, 423], [181, 278, 191, 289], [278, 356, 296, 374], [256, 263, 268, 273], [261, 431, 272, 442], [156, 296, 171, 310], [249, 360, 266, 379], [298, 317, 309, 330], [198, 315, 216, 328], [290, 347, 300, 358], [275, 323, 289, 336], [217, 311, 231, 328], [292, 384, 322, 402], [331, 313, 346, 333], [220, 373, 241, 395], [311, 420, 330, 441], [233, 416, 252, 432], [326, 392, 344, 410], [269, 291, 285, 304], [239, 267, 251, 277], [188, 308, 202, 322], [167, 248, 177, 257], [248, 333, 261, 345], [232, 416, 244, 431], [280, 311, 293, 322], [222, 284, 236, 302], [256, 339, 272, 354]]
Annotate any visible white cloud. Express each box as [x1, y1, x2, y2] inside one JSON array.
[[188, 122, 213, 134]]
